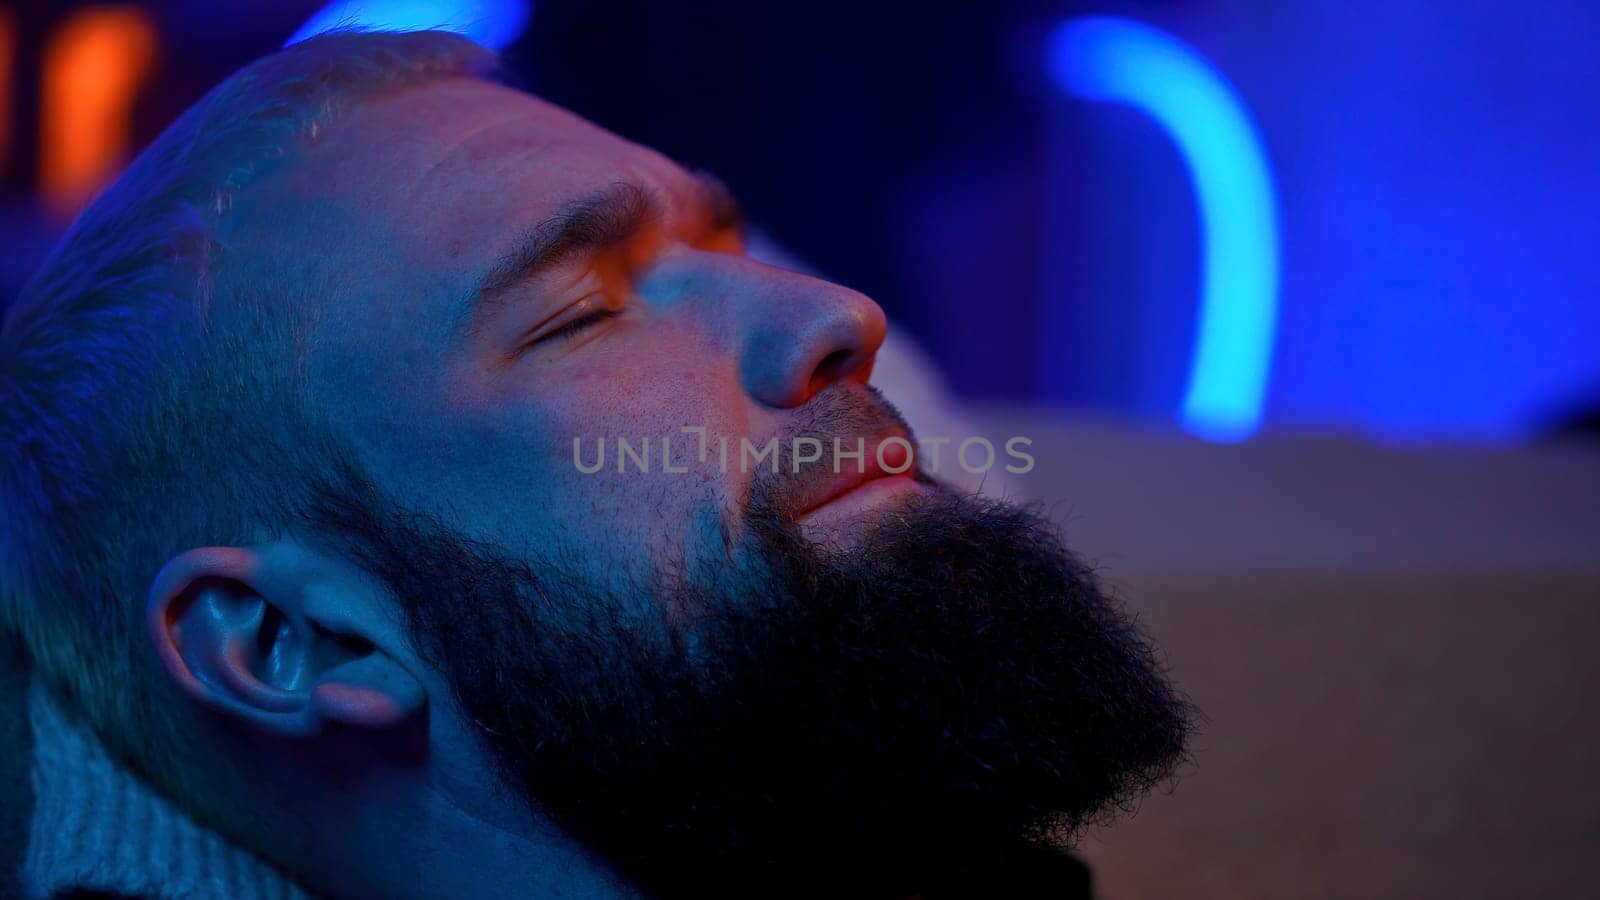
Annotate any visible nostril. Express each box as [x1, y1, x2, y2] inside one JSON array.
[[808, 348, 853, 396]]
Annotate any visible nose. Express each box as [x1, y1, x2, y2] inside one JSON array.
[[666, 252, 888, 409], [739, 264, 887, 408]]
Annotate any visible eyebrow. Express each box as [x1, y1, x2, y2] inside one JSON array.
[[455, 170, 745, 339]]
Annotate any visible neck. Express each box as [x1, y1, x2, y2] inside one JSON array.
[[378, 793, 631, 899], [279, 714, 634, 899]]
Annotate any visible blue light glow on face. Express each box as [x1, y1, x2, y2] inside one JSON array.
[[1047, 17, 1280, 442], [286, 0, 531, 50]]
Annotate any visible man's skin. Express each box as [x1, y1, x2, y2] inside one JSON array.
[[144, 76, 930, 897]]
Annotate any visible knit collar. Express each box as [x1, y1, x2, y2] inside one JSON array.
[[23, 681, 313, 900]]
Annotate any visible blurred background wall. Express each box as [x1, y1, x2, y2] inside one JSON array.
[[3, 0, 1598, 443]]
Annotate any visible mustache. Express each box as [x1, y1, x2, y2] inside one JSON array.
[[746, 383, 921, 519]]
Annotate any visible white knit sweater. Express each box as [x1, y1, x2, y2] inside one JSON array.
[[23, 682, 313, 900]]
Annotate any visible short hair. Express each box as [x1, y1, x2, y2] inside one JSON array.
[[0, 30, 494, 810]]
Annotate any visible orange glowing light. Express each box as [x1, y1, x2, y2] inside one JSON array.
[[40, 5, 158, 221], [0, 9, 14, 171]]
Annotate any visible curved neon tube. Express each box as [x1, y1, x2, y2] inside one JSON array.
[[1048, 16, 1280, 442], [287, 0, 530, 50]]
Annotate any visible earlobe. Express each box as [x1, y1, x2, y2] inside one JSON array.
[[147, 545, 425, 738], [312, 654, 427, 730]]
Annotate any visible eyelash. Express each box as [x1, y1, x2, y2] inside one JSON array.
[[538, 307, 619, 344]]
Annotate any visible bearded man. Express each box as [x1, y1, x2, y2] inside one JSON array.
[[0, 30, 1191, 899]]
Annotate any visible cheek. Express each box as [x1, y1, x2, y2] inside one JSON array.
[[562, 344, 735, 440], [525, 336, 752, 567], [432, 322, 754, 579]]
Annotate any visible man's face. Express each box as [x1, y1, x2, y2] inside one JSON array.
[[246, 76, 914, 578], [251, 77, 1189, 893]]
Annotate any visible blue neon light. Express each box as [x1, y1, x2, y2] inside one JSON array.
[[1047, 17, 1280, 442], [286, 0, 531, 50]]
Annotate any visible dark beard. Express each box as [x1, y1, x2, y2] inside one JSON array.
[[304, 462, 1193, 897]]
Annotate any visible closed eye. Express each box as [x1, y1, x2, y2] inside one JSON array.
[[533, 307, 620, 345]]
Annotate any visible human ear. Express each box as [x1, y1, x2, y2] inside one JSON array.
[[146, 546, 424, 737]]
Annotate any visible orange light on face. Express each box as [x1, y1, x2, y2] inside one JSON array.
[[39, 5, 158, 221], [0, 9, 14, 172]]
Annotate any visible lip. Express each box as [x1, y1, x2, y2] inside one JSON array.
[[795, 472, 924, 526], [792, 431, 921, 522]]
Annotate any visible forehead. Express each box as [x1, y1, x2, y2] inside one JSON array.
[[304, 75, 682, 218], [238, 76, 688, 340], [316, 76, 685, 223]]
